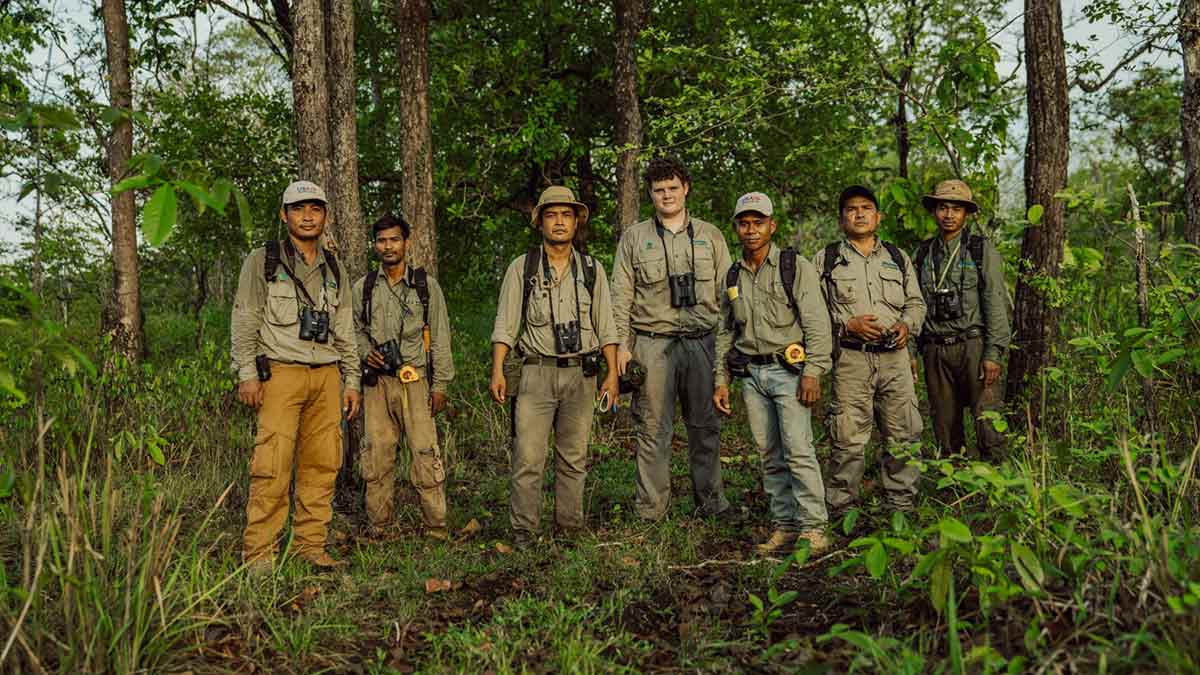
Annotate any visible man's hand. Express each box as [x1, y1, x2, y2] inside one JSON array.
[[910, 357, 919, 382], [846, 314, 884, 341], [343, 389, 361, 420], [489, 370, 507, 404], [713, 385, 732, 416], [980, 359, 1001, 387], [237, 379, 264, 409], [616, 346, 633, 377], [366, 349, 386, 370], [597, 373, 619, 412], [431, 391, 448, 415], [889, 321, 910, 348], [797, 375, 820, 408]]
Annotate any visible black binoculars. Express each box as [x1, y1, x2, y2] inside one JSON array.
[[376, 339, 402, 374], [931, 288, 962, 321], [554, 320, 582, 354], [255, 354, 272, 382], [581, 351, 602, 378], [298, 306, 330, 343], [619, 359, 647, 393], [669, 272, 698, 308]]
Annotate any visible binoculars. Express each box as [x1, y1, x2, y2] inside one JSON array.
[[725, 350, 750, 379], [298, 306, 330, 343], [619, 359, 647, 393], [376, 339, 402, 374], [553, 320, 582, 354], [581, 351, 602, 378], [931, 288, 962, 321], [255, 354, 272, 382], [669, 272, 698, 308]]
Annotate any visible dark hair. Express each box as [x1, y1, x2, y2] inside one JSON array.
[[643, 156, 691, 190], [372, 213, 410, 239], [837, 185, 879, 214]]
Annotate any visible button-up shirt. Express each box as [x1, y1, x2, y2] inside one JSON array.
[[812, 238, 926, 337]]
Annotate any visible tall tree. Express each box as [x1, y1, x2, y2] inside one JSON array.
[[393, 0, 437, 273], [325, 0, 366, 279], [101, 0, 142, 362], [613, 0, 643, 239], [1006, 0, 1069, 407], [290, 0, 332, 197], [1184, 0, 1200, 245]]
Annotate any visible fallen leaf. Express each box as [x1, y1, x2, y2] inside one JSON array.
[[494, 542, 513, 554], [459, 518, 482, 536], [424, 578, 452, 593], [620, 556, 640, 568]]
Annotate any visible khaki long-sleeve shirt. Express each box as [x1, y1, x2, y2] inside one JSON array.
[[352, 266, 455, 394], [491, 249, 620, 357], [230, 245, 360, 390], [812, 238, 926, 338], [915, 230, 1011, 362], [610, 215, 733, 349], [715, 244, 834, 387]]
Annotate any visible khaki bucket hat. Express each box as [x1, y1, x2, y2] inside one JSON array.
[[922, 179, 978, 213], [530, 186, 589, 226]]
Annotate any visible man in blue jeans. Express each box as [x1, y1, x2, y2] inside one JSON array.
[[714, 192, 834, 554]]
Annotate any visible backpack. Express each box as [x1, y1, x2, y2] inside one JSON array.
[[359, 266, 430, 330], [264, 239, 341, 286], [819, 240, 908, 361], [913, 233, 985, 294], [724, 247, 803, 336], [518, 245, 599, 336]]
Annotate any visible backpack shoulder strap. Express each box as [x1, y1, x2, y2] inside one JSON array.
[[967, 234, 986, 291], [264, 240, 281, 282], [778, 247, 802, 327], [519, 246, 541, 329], [410, 266, 430, 326], [821, 242, 840, 281], [914, 238, 934, 291], [820, 243, 842, 361], [882, 241, 907, 280], [361, 270, 379, 326], [323, 250, 341, 286], [580, 251, 597, 292]]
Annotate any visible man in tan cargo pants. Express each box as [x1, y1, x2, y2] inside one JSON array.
[[814, 185, 926, 514], [489, 186, 621, 548], [231, 180, 361, 573], [353, 213, 455, 541]]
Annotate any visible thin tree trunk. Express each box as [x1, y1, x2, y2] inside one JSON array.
[[575, 150, 598, 251], [101, 0, 142, 363], [393, 0, 438, 274], [1006, 0, 1070, 413], [1128, 185, 1156, 431], [613, 0, 643, 240], [1183, 0, 1200, 246], [292, 0, 333, 199], [326, 0, 366, 281]]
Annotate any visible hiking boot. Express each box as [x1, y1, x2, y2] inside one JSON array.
[[298, 549, 349, 570], [425, 527, 449, 542], [511, 530, 537, 551], [244, 556, 274, 579], [755, 529, 799, 555], [796, 529, 831, 556], [364, 523, 400, 542]]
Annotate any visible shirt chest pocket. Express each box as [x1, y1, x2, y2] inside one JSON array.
[[693, 246, 716, 282], [634, 251, 667, 285], [958, 261, 980, 290], [765, 284, 797, 328], [879, 267, 906, 308], [266, 282, 299, 326], [829, 269, 857, 304], [527, 286, 551, 327], [400, 294, 424, 338]]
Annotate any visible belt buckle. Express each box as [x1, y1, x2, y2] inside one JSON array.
[[556, 357, 570, 368]]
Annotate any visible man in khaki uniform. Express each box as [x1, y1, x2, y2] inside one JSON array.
[[913, 180, 1009, 459], [353, 214, 455, 541], [611, 157, 732, 521], [814, 185, 926, 513], [714, 192, 834, 554], [231, 180, 361, 572], [489, 186, 621, 546]]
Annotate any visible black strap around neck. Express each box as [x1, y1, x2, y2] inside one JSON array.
[[654, 217, 696, 279]]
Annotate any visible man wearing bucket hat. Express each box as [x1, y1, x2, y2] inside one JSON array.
[[610, 156, 732, 522], [713, 192, 834, 554], [489, 186, 621, 547], [231, 179, 361, 573], [912, 179, 1009, 460], [814, 185, 926, 515]]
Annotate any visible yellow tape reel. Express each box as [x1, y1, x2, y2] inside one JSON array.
[[783, 343, 806, 364], [398, 365, 422, 383]]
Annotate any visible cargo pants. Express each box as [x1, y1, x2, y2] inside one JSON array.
[[827, 348, 922, 511], [243, 363, 342, 562], [922, 335, 1007, 460], [362, 374, 447, 530], [633, 333, 729, 520], [510, 363, 595, 533]]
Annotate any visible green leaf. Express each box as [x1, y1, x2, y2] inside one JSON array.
[[1048, 484, 1085, 517], [178, 180, 224, 215], [1155, 348, 1186, 366], [1106, 351, 1132, 390], [939, 517, 973, 544], [142, 184, 178, 246], [1011, 541, 1044, 592], [1027, 204, 1044, 225], [842, 508, 859, 535], [211, 179, 233, 211], [930, 556, 951, 613], [882, 537, 915, 555], [1130, 349, 1154, 378], [864, 541, 887, 579], [147, 442, 165, 466], [235, 187, 254, 238], [113, 174, 155, 194], [890, 183, 910, 206]]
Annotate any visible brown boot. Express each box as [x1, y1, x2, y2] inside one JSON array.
[[796, 529, 831, 556], [298, 549, 349, 569], [425, 527, 449, 541], [244, 556, 275, 579], [755, 530, 799, 555]]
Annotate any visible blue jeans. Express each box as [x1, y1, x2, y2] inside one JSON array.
[[742, 362, 828, 530]]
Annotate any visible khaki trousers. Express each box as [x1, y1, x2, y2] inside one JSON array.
[[243, 363, 342, 562], [922, 335, 1007, 459], [827, 348, 923, 510], [362, 374, 447, 529], [510, 363, 594, 533]]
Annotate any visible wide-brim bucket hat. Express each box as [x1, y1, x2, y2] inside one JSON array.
[[922, 179, 979, 213], [530, 186, 589, 226]]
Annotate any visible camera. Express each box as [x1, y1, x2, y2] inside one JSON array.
[[619, 359, 647, 393], [376, 339, 402, 374], [669, 272, 698, 308], [581, 351, 602, 378], [298, 306, 330, 343], [725, 349, 750, 379], [553, 320, 582, 354], [255, 354, 272, 382], [361, 361, 378, 387], [931, 288, 961, 321]]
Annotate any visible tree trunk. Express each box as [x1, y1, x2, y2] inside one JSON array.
[[575, 150, 598, 251], [101, 0, 142, 363], [393, 0, 438, 274], [613, 0, 643, 240], [1183, 0, 1200, 246], [292, 0, 333, 199], [1005, 0, 1070, 411], [325, 0, 367, 281]]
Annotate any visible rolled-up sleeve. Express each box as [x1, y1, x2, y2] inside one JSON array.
[[490, 257, 524, 348], [428, 276, 455, 393], [610, 234, 637, 351], [230, 249, 265, 383]]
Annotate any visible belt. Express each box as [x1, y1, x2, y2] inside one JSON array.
[[747, 354, 775, 365], [921, 327, 982, 347], [839, 339, 901, 353], [635, 328, 712, 340], [271, 359, 334, 369], [524, 355, 583, 368]]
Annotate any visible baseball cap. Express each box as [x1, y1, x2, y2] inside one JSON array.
[[733, 191, 773, 218], [838, 185, 878, 212], [281, 180, 328, 206]]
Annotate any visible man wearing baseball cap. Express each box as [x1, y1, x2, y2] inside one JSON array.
[[231, 179, 361, 573], [489, 186, 620, 547], [912, 179, 1009, 460], [714, 192, 834, 554], [814, 185, 926, 515]]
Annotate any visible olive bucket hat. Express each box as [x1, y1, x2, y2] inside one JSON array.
[[922, 179, 979, 214], [530, 186, 589, 227]]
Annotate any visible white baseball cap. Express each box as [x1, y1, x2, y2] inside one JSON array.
[[733, 191, 773, 218]]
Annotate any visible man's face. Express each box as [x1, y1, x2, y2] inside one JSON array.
[[281, 200, 327, 242], [934, 201, 968, 238], [735, 212, 776, 254], [374, 226, 407, 266], [539, 204, 578, 244], [649, 177, 689, 218], [840, 196, 880, 238]]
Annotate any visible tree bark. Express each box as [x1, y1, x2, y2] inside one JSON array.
[[325, 0, 367, 281], [1005, 0, 1070, 410], [393, 0, 438, 274], [1183, 0, 1200, 246], [575, 150, 598, 251], [613, 0, 643, 240], [101, 0, 142, 363], [291, 0, 333, 198]]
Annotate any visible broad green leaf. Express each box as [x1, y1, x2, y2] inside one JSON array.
[[930, 556, 951, 612], [1027, 204, 1044, 225], [1106, 351, 1132, 390], [211, 178, 233, 210], [842, 508, 859, 536], [864, 541, 887, 579], [1011, 541, 1044, 592], [1048, 484, 1085, 517], [235, 187, 254, 237], [142, 184, 178, 246], [113, 174, 154, 194], [939, 517, 972, 544], [147, 442, 165, 466], [1130, 349, 1154, 378], [178, 180, 224, 215], [1155, 348, 1186, 366], [882, 537, 915, 554]]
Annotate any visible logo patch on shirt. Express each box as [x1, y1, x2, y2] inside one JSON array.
[[326, 280, 338, 289], [645, 241, 655, 250], [882, 261, 899, 270], [695, 239, 708, 246], [961, 260, 977, 268], [278, 271, 289, 281]]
